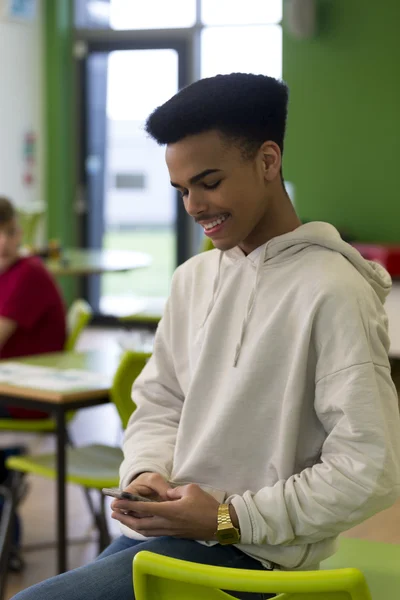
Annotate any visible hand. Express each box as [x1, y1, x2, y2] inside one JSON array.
[[124, 472, 172, 502], [111, 473, 172, 518], [111, 483, 220, 541]]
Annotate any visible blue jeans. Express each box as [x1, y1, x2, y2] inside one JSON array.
[[11, 535, 274, 600], [0, 405, 11, 418]]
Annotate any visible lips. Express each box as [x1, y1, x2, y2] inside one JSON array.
[[199, 213, 230, 231], [201, 213, 231, 237]]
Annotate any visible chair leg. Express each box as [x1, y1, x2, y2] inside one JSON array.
[[65, 427, 111, 552], [65, 428, 100, 527], [81, 487, 99, 528], [0, 486, 13, 600], [0, 471, 23, 600], [97, 492, 111, 554]]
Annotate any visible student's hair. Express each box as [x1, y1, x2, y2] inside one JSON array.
[[0, 197, 16, 225], [145, 73, 289, 160]]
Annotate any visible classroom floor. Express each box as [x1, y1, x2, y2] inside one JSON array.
[[4, 327, 400, 599]]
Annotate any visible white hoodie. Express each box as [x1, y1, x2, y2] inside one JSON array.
[[120, 222, 400, 570]]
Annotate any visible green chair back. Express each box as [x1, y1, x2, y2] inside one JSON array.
[[201, 236, 214, 252], [133, 551, 371, 600], [17, 208, 44, 248], [64, 299, 93, 351], [110, 350, 151, 429]]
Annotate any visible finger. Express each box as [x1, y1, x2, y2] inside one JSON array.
[[112, 512, 173, 534], [116, 508, 144, 518], [112, 515, 178, 538], [113, 500, 154, 516], [126, 499, 183, 518], [125, 475, 172, 500]]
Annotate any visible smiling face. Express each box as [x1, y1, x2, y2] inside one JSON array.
[[166, 130, 282, 254]]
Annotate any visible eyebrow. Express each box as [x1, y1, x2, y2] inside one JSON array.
[[170, 168, 222, 189]]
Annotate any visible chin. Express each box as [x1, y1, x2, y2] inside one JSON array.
[[211, 238, 237, 251]]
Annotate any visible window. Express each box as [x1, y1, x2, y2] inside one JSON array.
[[201, 0, 282, 26], [201, 25, 282, 79], [75, 0, 197, 29], [114, 173, 146, 190], [201, 0, 282, 79]]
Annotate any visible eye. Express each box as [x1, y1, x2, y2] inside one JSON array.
[[203, 181, 221, 190], [179, 189, 188, 198]]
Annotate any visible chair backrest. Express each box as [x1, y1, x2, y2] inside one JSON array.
[[64, 299, 93, 351], [17, 208, 45, 248], [133, 551, 372, 600], [110, 350, 152, 429]]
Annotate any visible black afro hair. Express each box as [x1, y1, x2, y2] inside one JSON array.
[[145, 73, 289, 159]]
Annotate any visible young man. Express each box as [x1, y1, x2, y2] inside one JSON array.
[[12, 74, 400, 600], [0, 197, 66, 418]]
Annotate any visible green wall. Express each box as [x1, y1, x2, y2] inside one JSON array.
[[282, 0, 400, 242], [44, 0, 77, 303]]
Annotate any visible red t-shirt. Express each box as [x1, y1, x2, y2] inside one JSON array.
[[0, 257, 66, 418]]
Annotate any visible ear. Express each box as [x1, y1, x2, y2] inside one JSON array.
[[260, 141, 282, 182]]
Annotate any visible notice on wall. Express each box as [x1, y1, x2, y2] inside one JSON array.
[[0, 0, 37, 22]]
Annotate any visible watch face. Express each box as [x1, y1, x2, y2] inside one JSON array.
[[218, 528, 241, 545]]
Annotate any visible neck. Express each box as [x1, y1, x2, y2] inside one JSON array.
[[239, 186, 302, 255], [0, 255, 19, 274]]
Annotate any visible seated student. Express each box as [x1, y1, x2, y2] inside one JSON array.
[[11, 74, 400, 600], [0, 196, 66, 418]]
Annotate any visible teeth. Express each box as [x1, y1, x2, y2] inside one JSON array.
[[204, 215, 227, 230]]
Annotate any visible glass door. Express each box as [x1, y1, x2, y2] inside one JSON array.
[[80, 41, 189, 316]]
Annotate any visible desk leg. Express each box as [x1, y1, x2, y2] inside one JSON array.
[[55, 409, 67, 573]]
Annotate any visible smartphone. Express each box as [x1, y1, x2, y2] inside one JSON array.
[[101, 487, 155, 502]]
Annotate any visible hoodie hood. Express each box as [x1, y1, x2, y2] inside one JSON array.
[[221, 222, 392, 366], [259, 222, 392, 304]]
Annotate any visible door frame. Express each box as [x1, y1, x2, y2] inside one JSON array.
[[74, 30, 193, 314]]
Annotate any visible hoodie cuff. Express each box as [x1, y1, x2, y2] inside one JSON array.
[[229, 494, 254, 545], [119, 464, 170, 490]]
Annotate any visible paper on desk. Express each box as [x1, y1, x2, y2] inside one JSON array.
[[0, 363, 112, 391]]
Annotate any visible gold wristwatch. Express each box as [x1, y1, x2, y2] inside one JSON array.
[[215, 503, 241, 545]]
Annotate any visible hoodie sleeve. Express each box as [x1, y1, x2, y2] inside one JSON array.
[[230, 284, 400, 547], [119, 282, 184, 489]]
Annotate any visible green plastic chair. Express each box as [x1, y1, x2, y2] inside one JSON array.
[[17, 208, 45, 249], [133, 551, 372, 600], [119, 236, 214, 327], [6, 350, 151, 550], [0, 298, 93, 433], [322, 536, 400, 600], [64, 298, 93, 352]]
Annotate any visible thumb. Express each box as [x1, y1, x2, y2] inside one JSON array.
[[166, 486, 183, 500]]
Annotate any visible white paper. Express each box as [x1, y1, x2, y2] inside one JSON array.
[[0, 363, 112, 391]]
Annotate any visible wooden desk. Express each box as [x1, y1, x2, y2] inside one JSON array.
[[45, 248, 151, 277], [0, 349, 121, 574]]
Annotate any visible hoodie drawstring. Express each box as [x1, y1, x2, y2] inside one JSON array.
[[201, 249, 224, 328], [233, 248, 266, 367]]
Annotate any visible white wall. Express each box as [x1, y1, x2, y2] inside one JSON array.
[[0, 0, 44, 210]]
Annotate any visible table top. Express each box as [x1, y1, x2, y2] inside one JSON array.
[[45, 248, 152, 276], [0, 349, 121, 404]]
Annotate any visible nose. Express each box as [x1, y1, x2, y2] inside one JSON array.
[[183, 189, 208, 218]]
